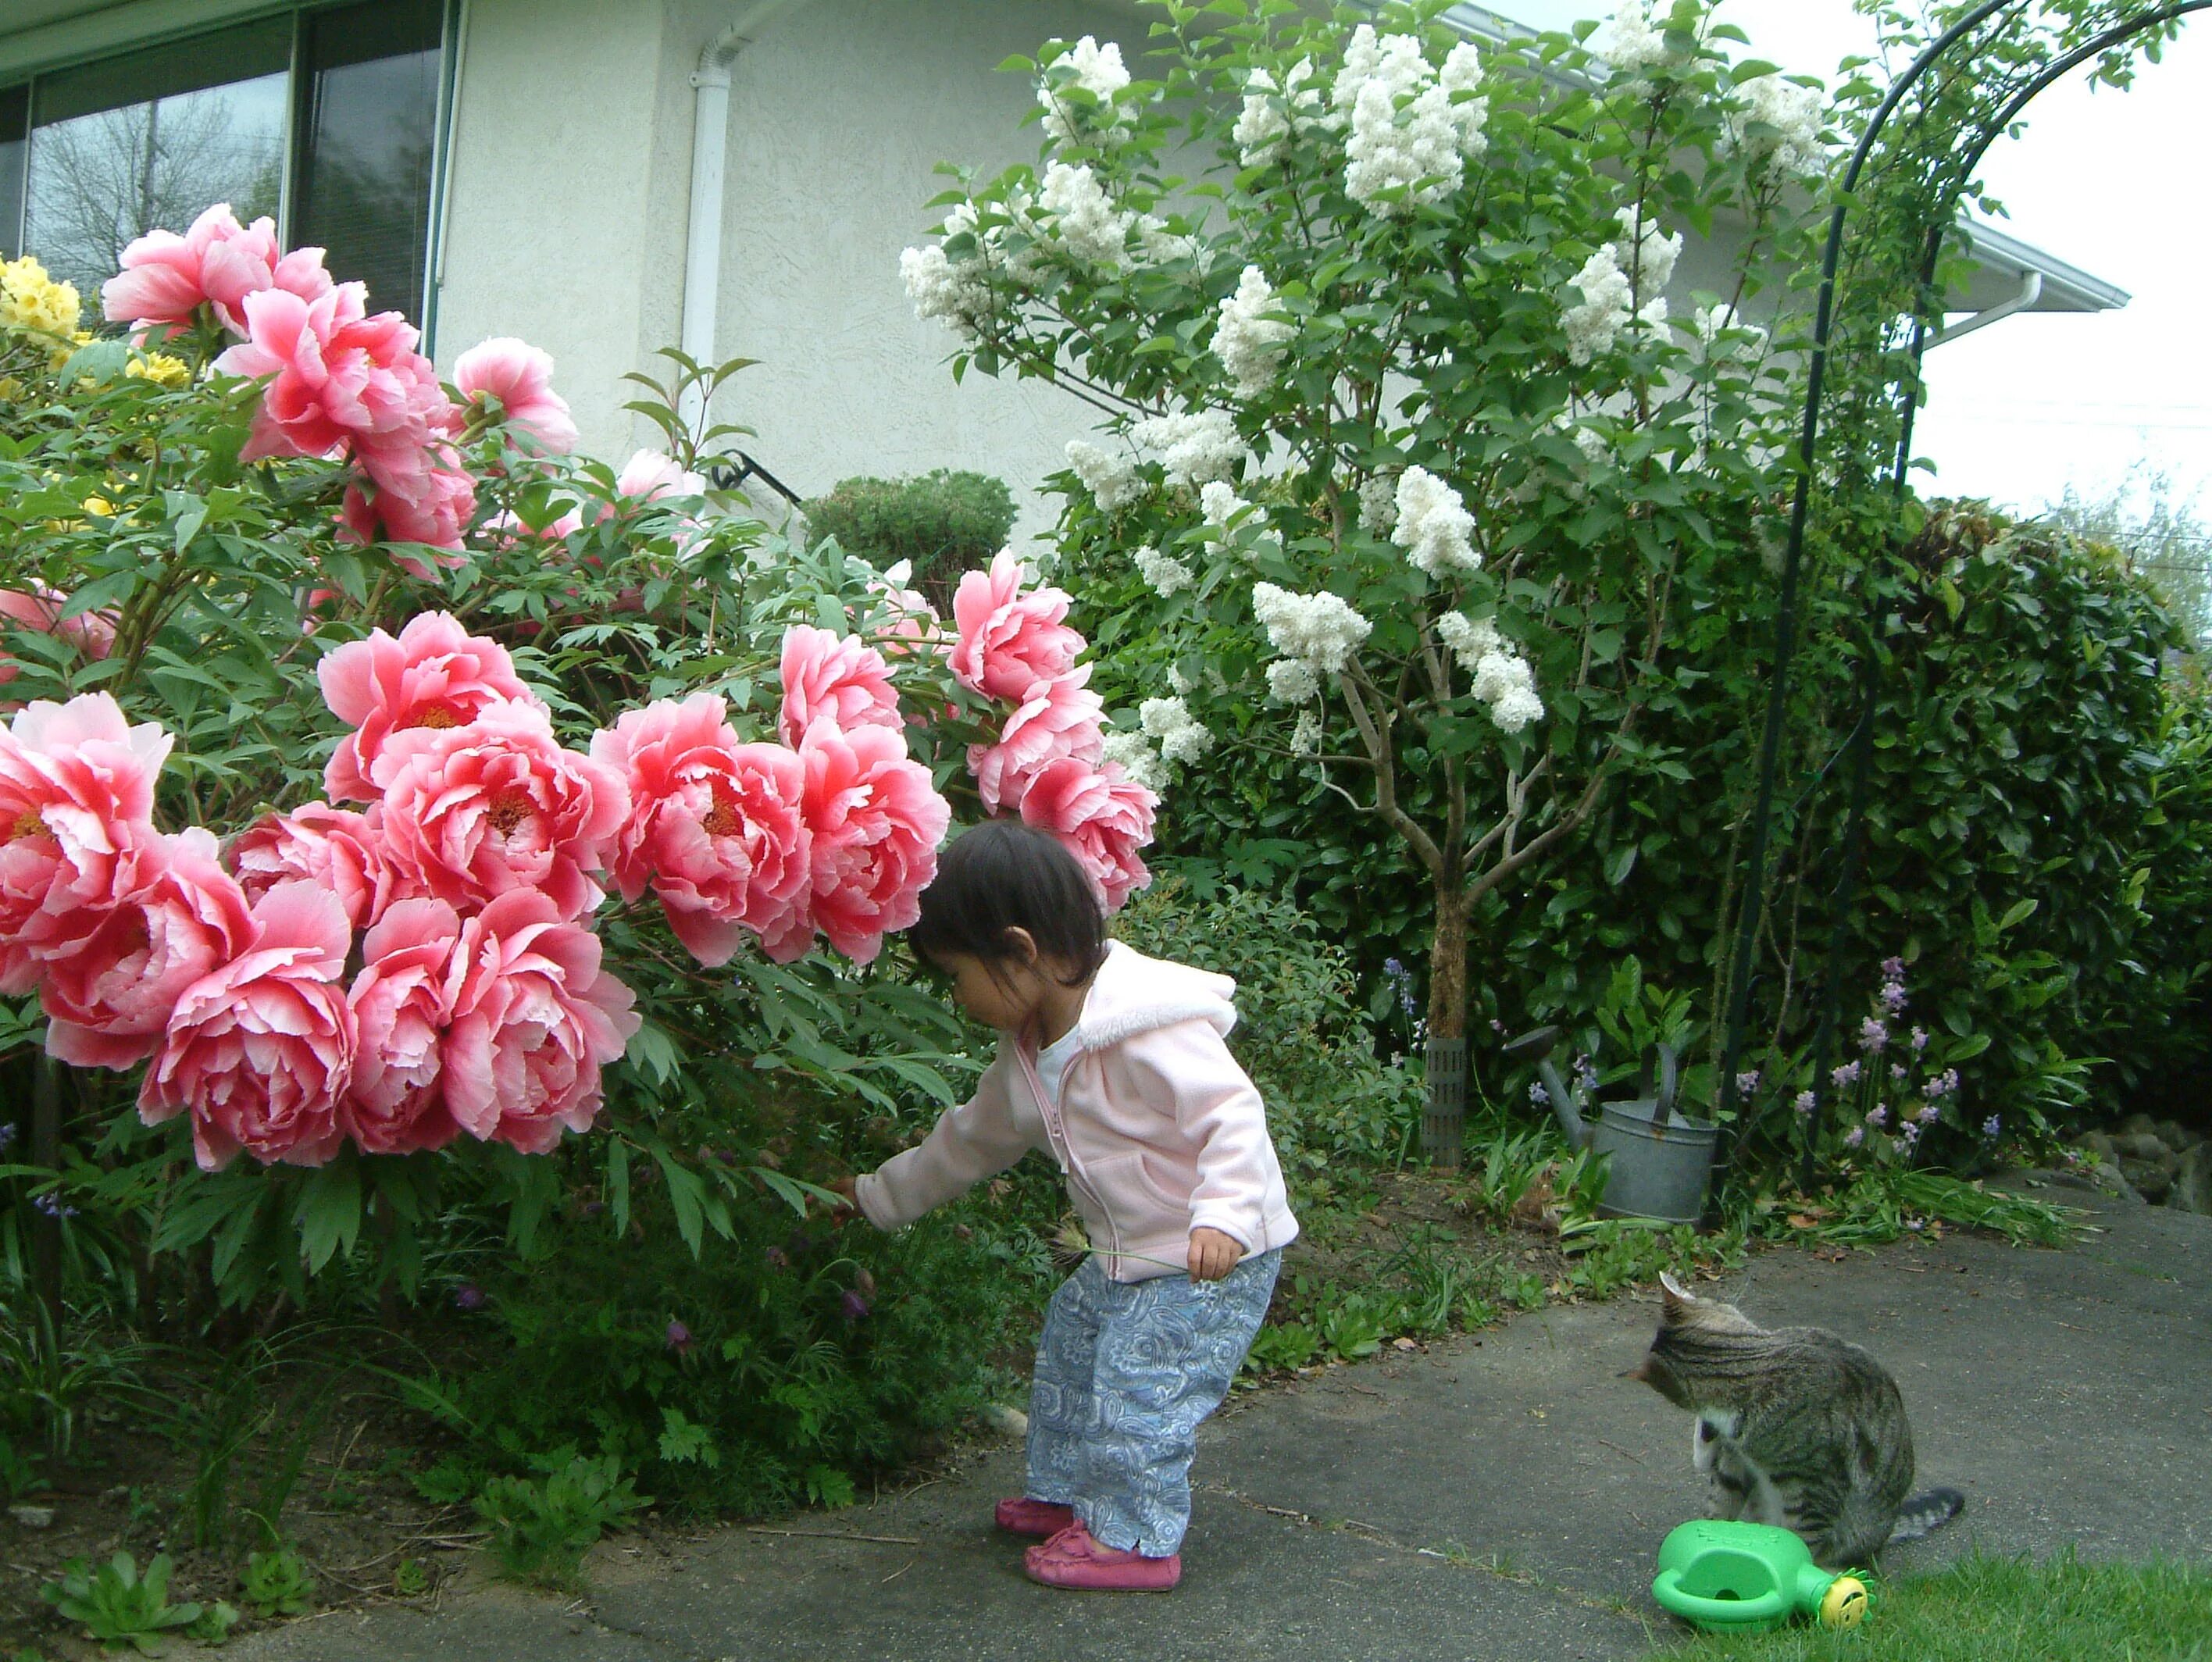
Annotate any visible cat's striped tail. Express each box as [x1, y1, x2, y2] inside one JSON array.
[[1888, 1487, 1966, 1543]]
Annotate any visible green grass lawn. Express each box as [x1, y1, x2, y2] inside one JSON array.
[[1644, 1551, 2212, 1662]]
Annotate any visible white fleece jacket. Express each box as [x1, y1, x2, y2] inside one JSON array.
[[854, 941, 1300, 1280]]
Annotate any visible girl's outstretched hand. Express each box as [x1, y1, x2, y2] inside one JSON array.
[[1188, 1228, 1243, 1282], [828, 1175, 859, 1211]]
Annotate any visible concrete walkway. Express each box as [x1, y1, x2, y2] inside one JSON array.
[[234, 1182, 2210, 1662]]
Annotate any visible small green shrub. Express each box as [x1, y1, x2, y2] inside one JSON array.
[[0, 1431, 47, 1502], [802, 469, 1016, 605], [474, 1453, 648, 1587], [237, 1548, 312, 1620], [41, 1553, 201, 1654]]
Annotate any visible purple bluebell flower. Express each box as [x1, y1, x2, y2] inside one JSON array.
[[841, 1290, 871, 1321], [1858, 1017, 1889, 1054], [1793, 1090, 1817, 1118], [1831, 1060, 1861, 1090], [1528, 1079, 1551, 1108], [1881, 956, 1905, 980], [0, 1123, 17, 1151], [765, 1245, 788, 1269], [1572, 1054, 1599, 1093], [1911, 1025, 1928, 1053], [1927, 1068, 1959, 1099], [32, 1192, 77, 1219], [1898, 1121, 1921, 1149], [453, 1283, 486, 1311], [665, 1319, 693, 1354], [1881, 980, 1907, 1015], [1889, 1063, 1907, 1082], [1865, 1105, 1889, 1128], [1916, 1104, 1939, 1126], [1982, 1115, 2001, 1138], [1735, 1069, 1761, 1097], [1844, 1126, 1864, 1148]]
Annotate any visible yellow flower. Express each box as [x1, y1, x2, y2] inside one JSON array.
[[127, 351, 189, 388], [1, 254, 84, 342]]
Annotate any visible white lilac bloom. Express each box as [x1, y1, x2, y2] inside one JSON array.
[[1236, 57, 1324, 167], [1572, 425, 1610, 469], [1215, 266, 1296, 397], [1391, 465, 1479, 576], [1134, 213, 1200, 266], [1133, 544, 1193, 597], [1140, 695, 1214, 764], [1562, 244, 1632, 365], [1611, 205, 1682, 295], [1291, 708, 1325, 755], [1335, 30, 1467, 216], [1252, 582, 1373, 672], [900, 206, 998, 339], [1267, 657, 1322, 704], [1199, 480, 1247, 527], [1102, 730, 1168, 793], [1066, 439, 1141, 511], [1038, 162, 1133, 267], [1730, 73, 1828, 177], [1167, 663, 1193, 695], [1357, 474, 1397, 533], [1438, 42, 1490, 156], [1693, 302, 1767, 363], [1433, 611, 1503, 671], [1590, 0, 1670, 75], [1130, 408, 1248, 487], [1473, 649, 1544, 732], [1039, 36, 1132, 148]]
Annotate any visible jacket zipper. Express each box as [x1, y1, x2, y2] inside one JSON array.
[[1015, 1042, 1123, 1278]]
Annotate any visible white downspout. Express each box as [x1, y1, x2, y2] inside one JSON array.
[[678, 0, 819, 438], [1930, 269, 2043, 350]]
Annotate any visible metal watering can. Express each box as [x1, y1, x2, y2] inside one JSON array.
[[1504, 1025, 1719, 1225]]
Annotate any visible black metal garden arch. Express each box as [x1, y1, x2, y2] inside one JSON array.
[[1710, 0, 2212, 1195]]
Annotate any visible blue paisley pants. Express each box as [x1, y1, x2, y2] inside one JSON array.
[[1024, 1247, 1282, 1557]]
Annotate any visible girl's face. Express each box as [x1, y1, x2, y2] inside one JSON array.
[[932, 950, 1044, 1033]]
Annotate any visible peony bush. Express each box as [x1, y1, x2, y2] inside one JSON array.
[[1, 205, 1156, 1300]]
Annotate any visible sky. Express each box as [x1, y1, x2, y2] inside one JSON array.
[[1494, 2, 2212, 524]]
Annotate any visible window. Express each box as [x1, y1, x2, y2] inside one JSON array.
[[1, 1, 448, 326]]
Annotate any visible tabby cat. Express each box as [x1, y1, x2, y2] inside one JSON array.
[[1628, 1272, 1964, 1566]]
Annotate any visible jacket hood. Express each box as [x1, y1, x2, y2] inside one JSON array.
[[1074, 940, 1239, 1049]]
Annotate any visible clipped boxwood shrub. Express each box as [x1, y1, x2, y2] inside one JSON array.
[[803, 469, 1015, 607]]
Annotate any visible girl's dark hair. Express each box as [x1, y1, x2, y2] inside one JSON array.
[[910, 819, 1108, 985]]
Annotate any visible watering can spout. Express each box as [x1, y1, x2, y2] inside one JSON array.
[[1504, 1025, 1589, 1148]]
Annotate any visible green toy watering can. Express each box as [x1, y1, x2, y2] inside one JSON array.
[[1652, 1520, 1872, 1634]]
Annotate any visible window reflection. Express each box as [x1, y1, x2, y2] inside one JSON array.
[[298, 0, 444, 319], [25, 20, 292, 298]]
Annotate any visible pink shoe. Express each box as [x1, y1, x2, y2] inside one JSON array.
[[994, 1496, 1077, 1538], [1023, 1521, 1181, 1592]]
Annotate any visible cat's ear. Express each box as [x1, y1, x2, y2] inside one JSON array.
[[1658, 1271, 1697, 1318]]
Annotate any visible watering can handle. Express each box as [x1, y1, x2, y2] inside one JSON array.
[[1657, 1043, 1679, 1122], [1651, 1570, 1789, 1629]]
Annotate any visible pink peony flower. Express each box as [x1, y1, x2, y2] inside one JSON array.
[[40, 829, 255, 1070], [338, 445, 476, 555], [343, 897, 464, 1157], [102, 203, 332, 338], [0, 586, 117, 679], [483, 506, 585, 547], [453, 337, 578, 454], [317, 612, 544, 803], [139, 882, 358, 1172], [965, 667, 1104, 814], [948, 551, 1083, 703], [0, 694, 173, 990], [216, 284, 458, 487], [227, 802, 391, 929], [373, 700, 629, 920], [441, 889, 640, 1154], [777, 625, 901, 747], [590, 695, 811, 967], [861, 562, 945, 659], [1014, 756, 1156, 912], [612, 449, 707, 503], [788, 719, 950, 965]]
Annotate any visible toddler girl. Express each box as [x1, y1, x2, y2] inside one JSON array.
[[843, 820, 1297, 1592]]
